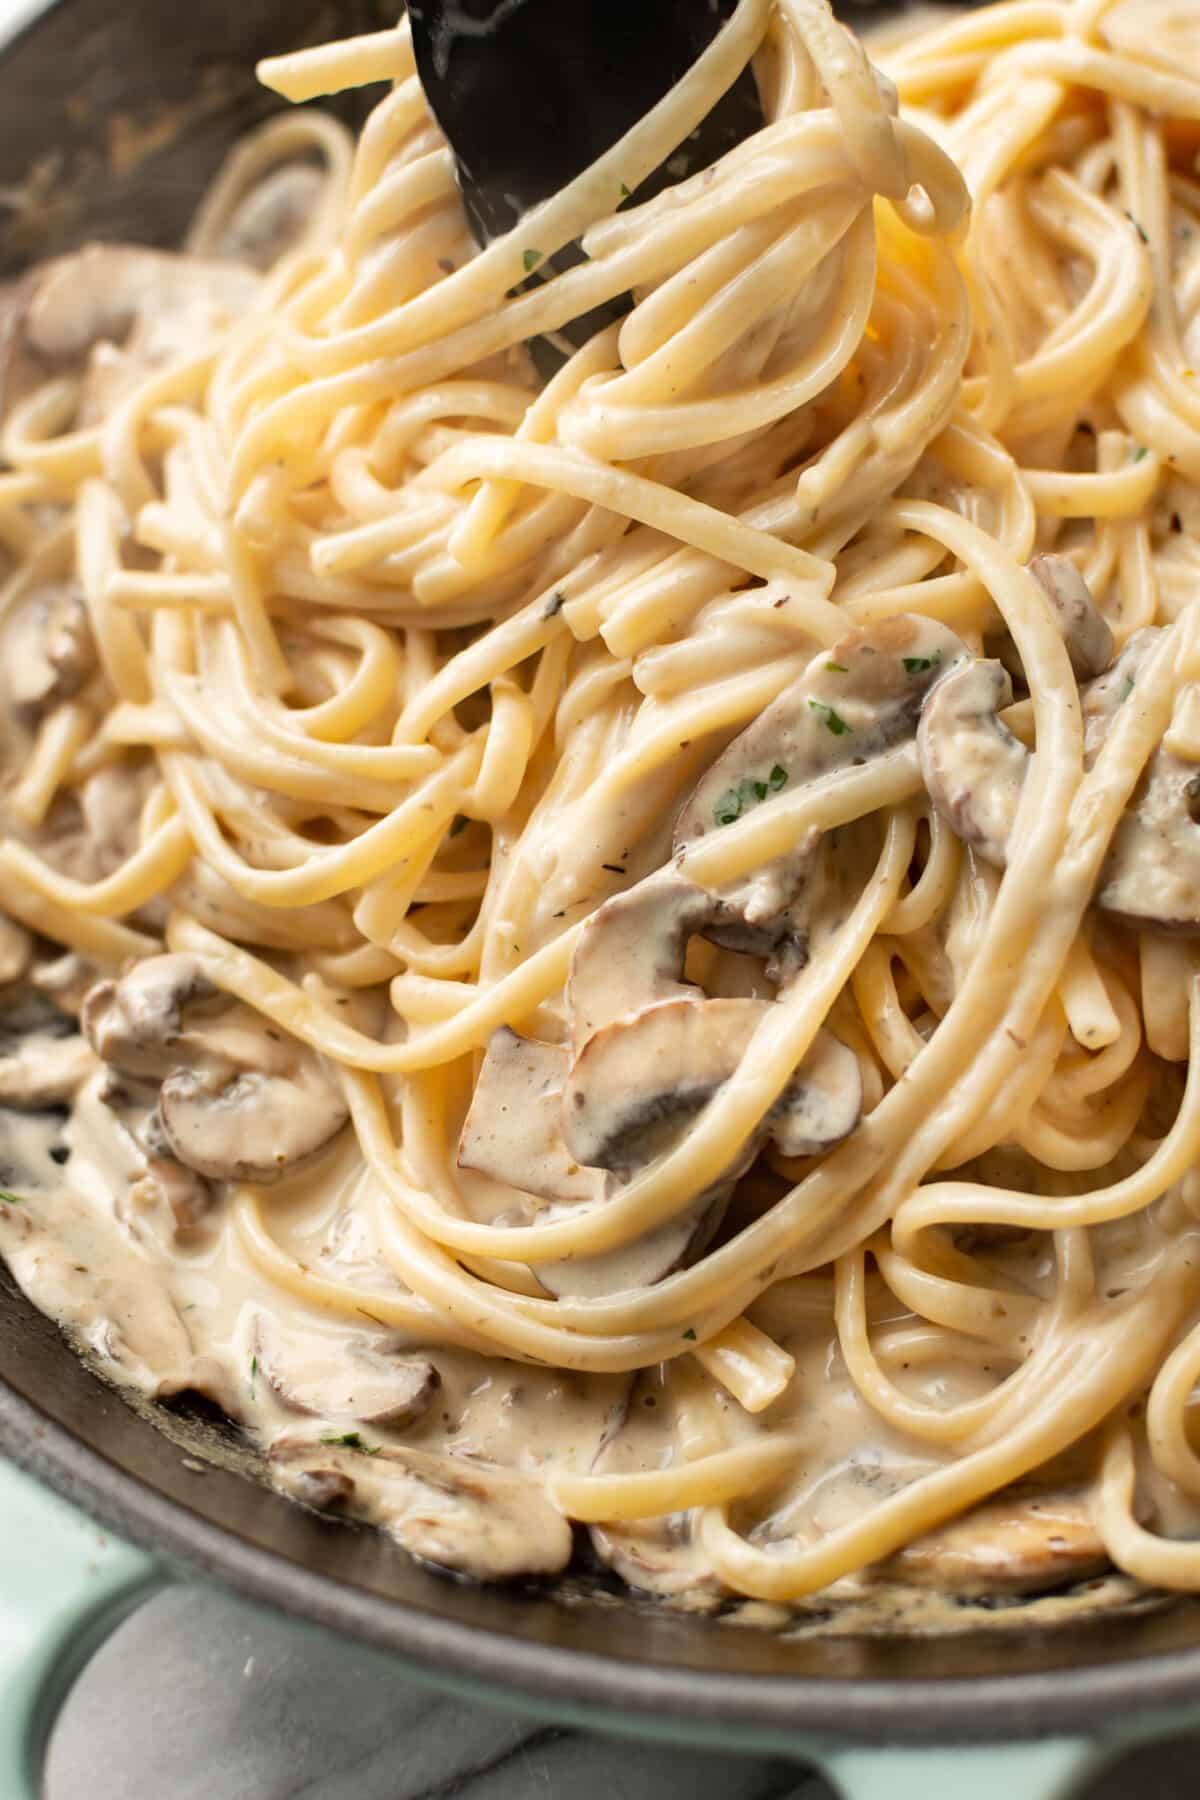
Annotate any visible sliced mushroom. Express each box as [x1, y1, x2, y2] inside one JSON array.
[[587, 1376, 723, 1602], [462, 786, 859, 1298], [563, 996, 861, 1174], [3, 583, 96, 721], [674, 616, 970, 965], [1029, 554, 1114, 680], [0, 244, 258, 424], [458, 1028, 602, 1203], [84, 954, 349, 1183], [456, 1024, 720, 1297], [591, 1514, 722, 1603], [75, 1070, 214, 1245], [536, 1189, 726, 1301], [269, 1436, 574, 1582], [82, 954, 217, 1082], [127, 1149, 213, 1241], [921, 622, 1200, 932], [886, 1488, 1110, 1595], [1082, 628, 1159, 760], [912, 560, 1111, 868], [0, 916, 32, 988], [566, 871, 713, 1049], [916, 657, 1026, 867], [252, 1314, 439, 1428], [0, 1031, 96, 1105], [157, 1057, 348, 1185], [1077, 630, 1200, 926]]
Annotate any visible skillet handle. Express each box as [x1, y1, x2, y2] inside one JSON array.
[[0, 1456, 164, 1798], [823, 1738, 1100, 1800]]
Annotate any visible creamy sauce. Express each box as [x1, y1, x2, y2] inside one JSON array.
[[0, 1052, 1191, 1623]]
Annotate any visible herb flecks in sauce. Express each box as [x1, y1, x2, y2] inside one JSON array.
[[808, 698, 852, 735], [714, 763, 788, 826]]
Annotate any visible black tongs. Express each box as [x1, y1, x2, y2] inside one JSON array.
[[408, 0, 764, 346]]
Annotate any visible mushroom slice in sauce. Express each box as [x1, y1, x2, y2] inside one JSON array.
[[457, 1028, 602, 1203], [587, 1377, 723, 1604], [252, 1315, 439, 1428], [566, 871, 713, 1049], [0, 1102, 212, 1400], [157, 1051, 348, 1185], [83, 954, 349, 1183], [269, 1437, 575, 1582], [82, 954, 218, 1082], [536, 1188, 727, 1301], [71, 1070, 214, 1246], [454, 1023, 721, 1298], [673, 616, 970, 966], [132, 1151, 213, 1241], [886, 1488, 1110, 1595], [1082, 630, 1200, 932], [2, 583, 96, 721], [0, 1031, 96, 1106], [1029, 554, 1114, 680], [0, 244, 258, 424], [591, 1514, 722, 1603], [562, 997, 861, 1175], [920, 622, 1200, 932], [916, 657, 1027, 868]]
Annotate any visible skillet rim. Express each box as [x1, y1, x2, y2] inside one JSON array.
[[6, 1370, 1200, 1751]]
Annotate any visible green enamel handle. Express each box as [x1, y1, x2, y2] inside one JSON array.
[[824, 1739, 1098, 1800], [0, 1456, 163, 1799]]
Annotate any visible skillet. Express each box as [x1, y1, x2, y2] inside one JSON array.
[[1, 4, 1199, 1794]]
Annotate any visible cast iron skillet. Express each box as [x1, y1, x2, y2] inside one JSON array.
[[1, 2, 1199, 1790]]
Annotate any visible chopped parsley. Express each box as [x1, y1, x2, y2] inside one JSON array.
[[1121, 675, 1136, 702], [808, 697, 852, 735], [1126, 212, 1149, 245], [0, 1189, 23, 1206], [448, 814, 468, 838], [825, 661, 849, 673], [522, 248, 542, 273], [249, 1354, 258, 1395], [902, 652, 942, 675], [320, 1431, 381, 1455], [1133, 445, 1149, 463], [714, 764, 789, 826], [715, 781, 752, 825], [619, 182, 632, 200], [682, 1328, 697, 1342], [542, 589, 566, 620]]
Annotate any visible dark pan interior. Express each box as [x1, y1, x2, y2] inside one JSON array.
[[4, 0, 1200, 1750]]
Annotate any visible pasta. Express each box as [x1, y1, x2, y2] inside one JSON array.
[[3, 0, 1200, 1612]]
